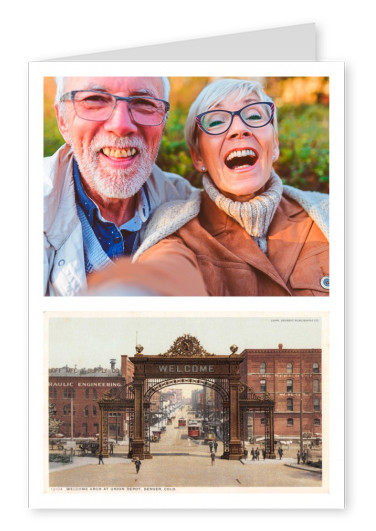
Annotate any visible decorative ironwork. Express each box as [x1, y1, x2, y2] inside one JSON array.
[[101, 409, 109, 455], [156, 334, 215, 357], [239, 382, 273, 402], [222, 403, 230, 454], [129, 408, 134, 456], [230, 345, 239, 355], [144, 377, 229, 401], [144, 404, 151, 456]]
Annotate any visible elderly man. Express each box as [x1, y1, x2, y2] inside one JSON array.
[[44, 76, 197, 296]]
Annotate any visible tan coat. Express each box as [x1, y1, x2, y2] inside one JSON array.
[[136, 191, 329, 296]]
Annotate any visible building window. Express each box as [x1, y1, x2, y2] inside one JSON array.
[[287, 379, 293, 392], [287, 418, 294, 426], [84, 406, 89, 417], [260, 362, 266, 374], [313, 363, 319, 373], [85, 389, 90, 400], [64, 388, 75, 399], [260, 379, 266, 392], [314, 398, 320, 412], [286, 363, 293, 373], [287, 398, 293, 411], [93, 405, 97, 416], [82, 423, 88, 435], [260, 418, 266, 425], [93, 389, 97, 400], [314, 419, 321, 426], [94, 423, 99, 435], [313, 379, 320, 393], [49, 388, 57, 399], [63, 405, 75, 416]]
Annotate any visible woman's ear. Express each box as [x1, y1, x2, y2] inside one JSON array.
[[190, 147, 206, 172], [55, 103, 72, 145]]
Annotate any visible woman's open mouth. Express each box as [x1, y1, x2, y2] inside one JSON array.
[[225, 148, 259, 170]]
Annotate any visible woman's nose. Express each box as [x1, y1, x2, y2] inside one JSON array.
[[104, 100, 138, 136], [226, 114, 252, 139]]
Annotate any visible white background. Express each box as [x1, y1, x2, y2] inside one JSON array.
[[3, 0, 372, 525]]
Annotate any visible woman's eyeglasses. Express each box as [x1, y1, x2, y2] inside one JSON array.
[[196, 102, 274, 135]]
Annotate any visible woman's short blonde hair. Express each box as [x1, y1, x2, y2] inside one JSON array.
[[185, 78, 278, 154]]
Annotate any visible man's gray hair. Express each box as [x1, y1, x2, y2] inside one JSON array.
[[185, 78, 278, 154], [54, 76, 170, 104]]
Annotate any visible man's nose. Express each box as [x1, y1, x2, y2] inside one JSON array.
[[226, 114, 252, 139], [103, 100, 138, 136]]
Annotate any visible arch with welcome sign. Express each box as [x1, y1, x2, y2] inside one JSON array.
[[99, 335, 275, 460]]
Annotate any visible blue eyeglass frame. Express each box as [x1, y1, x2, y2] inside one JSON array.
[[60, 90, 170, 124], [195, 101, 275, 135]]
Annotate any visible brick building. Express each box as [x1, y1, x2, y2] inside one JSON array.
[[240, 344, 322, 440], [49, 357, 134, 439]]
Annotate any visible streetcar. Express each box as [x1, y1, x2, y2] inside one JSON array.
[[187, 421, 200, 439], [178, 417, 187, 427]]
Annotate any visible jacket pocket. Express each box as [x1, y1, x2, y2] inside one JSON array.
[[289, 248, 329, 296]]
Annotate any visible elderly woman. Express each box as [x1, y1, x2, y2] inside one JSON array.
[[88, 79, 329, 296]]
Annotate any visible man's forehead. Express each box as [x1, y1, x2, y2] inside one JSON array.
[[64, 76, 164, 97]]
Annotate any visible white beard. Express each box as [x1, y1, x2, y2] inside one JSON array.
[[70, 133, 160, 199]]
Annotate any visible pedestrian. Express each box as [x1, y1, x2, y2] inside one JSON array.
[[214, 440, 218, 453], [278, 447, 283, 460], [297, 450, 301, 464], [251, 448, 255, 460], [244, 448, 248, 459], [302, 451, 306, 464], [134, 457, 141, 474], [210, 451, 216, 466], [255, 447, 260, 460], [110, 442, 114, 455], [262, 449, 266, 460], [209, 442, 213, 452], [98, 450, 104, 464]]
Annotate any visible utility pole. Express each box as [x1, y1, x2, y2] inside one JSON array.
[[300, 355, 303, 455], [71, 394, 74, 440]]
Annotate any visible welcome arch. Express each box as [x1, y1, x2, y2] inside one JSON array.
[[99, 335, 275, 460]]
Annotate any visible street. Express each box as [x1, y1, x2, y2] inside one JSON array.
[[49, 408, 322, 489]]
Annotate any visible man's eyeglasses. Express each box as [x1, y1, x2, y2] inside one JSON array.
[[195, 102, 275, 135], [60, 90, 170, 126]]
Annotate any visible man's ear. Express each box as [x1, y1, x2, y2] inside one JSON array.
[[190, 147, 205, 172], [55, 103, 71, 145]]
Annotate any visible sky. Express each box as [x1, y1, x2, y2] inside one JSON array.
[[47, 312, 325, 369]]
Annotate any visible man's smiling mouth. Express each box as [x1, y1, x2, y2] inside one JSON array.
[[225, 148, 258, 169], [101, 147, 138, 158]]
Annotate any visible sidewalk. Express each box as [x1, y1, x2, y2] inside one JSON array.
[[49, 456, 132, 472]]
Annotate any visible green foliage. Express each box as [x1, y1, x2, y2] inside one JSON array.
[[275, 104, 329, 193], [156, 108, 201, 187], [44, 116, 65, 157]]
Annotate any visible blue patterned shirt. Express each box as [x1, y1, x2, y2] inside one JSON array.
[[73, 160, 150, 260]]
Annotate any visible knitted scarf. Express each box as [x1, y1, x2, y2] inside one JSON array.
[[202, 170, 283, 253]]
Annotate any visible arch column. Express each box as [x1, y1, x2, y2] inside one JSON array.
[[132, 379, 146, 459], [227, 381, 243, 459]]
